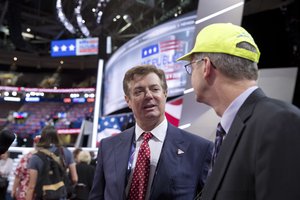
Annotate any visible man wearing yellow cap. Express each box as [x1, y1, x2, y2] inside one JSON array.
[[177, 23, 300, 200]]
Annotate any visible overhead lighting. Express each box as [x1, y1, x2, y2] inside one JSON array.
[[179, 123, 191, 129], [118, 23, 132, 33], [75, 0, 91, 37], [184, 88, 194, 94], [195, 2, 244, 24], [4, 97, 21, 102], [25, 97, 40, 102], [97, 11, 103, 24], [123, 14, 132, 24], [56, 0, 76, 34]]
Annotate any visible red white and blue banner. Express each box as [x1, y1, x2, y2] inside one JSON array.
[[103, 13, 196, 115], [51, 37, 98, 57]]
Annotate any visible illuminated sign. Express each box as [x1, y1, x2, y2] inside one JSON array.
[[51, 37, 99, 57], [103, 13, 196, 115]]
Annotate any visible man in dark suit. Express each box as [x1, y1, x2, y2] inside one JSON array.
[[89, 65, 213, 200], [177, 23, 300, 200]]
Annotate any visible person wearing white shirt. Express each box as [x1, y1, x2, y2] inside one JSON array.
[[89, 64, 213, 200], [0, 151, 13, 200]]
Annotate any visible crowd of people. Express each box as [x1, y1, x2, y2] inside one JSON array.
[[0, 126, 96, 200], [1, 23, 300, 200]]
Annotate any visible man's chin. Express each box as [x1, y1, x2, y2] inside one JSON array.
[[143, 112, 160, 120]]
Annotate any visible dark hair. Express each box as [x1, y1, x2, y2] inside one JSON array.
[[123, 64, 168, 96], [36, 125, 61, 148]]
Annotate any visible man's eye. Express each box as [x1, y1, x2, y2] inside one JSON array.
[[133, 90, 142, 95]]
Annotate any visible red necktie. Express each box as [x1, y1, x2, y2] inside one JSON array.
[[129, 132, 153, 200]]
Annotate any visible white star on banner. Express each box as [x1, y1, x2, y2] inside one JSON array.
[[61, 45, 67, 51], [69, 44, 75, 51], [53, 45, 59, 52]]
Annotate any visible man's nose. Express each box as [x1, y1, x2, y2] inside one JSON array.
[[145, 90, 153, 98]]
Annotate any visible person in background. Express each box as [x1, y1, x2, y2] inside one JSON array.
[[72, 148, 82, 164], [0, 151, 13, 200], [89, 65, 213, 200], [177, 23, 300, 200], [88, 151, 97, 167], [11, 151, 35, 200], [73, 150, 95, 200], [26, 125, 78, 200], [11, 136, 40, 200]]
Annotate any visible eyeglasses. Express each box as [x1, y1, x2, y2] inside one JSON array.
[[184, 59, 204, 75]]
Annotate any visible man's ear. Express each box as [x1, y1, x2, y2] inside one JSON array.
[[125, 95, 132, 109], [203, 58, 213, 79]]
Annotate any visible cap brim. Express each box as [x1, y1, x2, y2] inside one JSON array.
[[176, 51, 193, 61]]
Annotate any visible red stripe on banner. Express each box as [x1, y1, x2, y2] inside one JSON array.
[[160, 40, 183, 52], [160, 40, 180, 46], [160, 43, 181, 49], [169, 98, 183, 106], [165, 112, 179, 127]]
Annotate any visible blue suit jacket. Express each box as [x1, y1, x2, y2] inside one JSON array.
[[89, 123, 213, 200]]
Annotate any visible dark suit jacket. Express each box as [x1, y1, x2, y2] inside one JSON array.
[[89, 123, 213, 200], [201, 88, 300, 200]]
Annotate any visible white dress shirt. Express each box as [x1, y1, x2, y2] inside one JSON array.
[[126, 117, 168, 200], [221, 86, 258, 134]]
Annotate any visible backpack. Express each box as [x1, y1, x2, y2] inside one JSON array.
[[35, 149, 67, 200]]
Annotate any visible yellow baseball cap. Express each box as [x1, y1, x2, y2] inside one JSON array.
[[177, 23, 260, 63]]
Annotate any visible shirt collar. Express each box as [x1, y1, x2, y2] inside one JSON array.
[[221, 86, 258, 133], [135, 117, 168, 142]]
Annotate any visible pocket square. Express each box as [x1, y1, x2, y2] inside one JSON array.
[[177, 149, 184, 155]]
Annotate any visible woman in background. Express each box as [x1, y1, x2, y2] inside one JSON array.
[[11, 136, 39, 200], [26, 125, 78, 200], [74, 150, 95, 200], [11, 151, 34, 200]]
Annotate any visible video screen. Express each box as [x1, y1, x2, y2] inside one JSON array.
[[103, 13, 196, 115], [13, 112, 28, 119]]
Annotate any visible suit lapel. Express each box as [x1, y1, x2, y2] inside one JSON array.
[[113, 127, 135, 198], [150, 124, 190, 198], [201, 88, 266, 200]]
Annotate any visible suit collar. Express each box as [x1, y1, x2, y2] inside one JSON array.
[[201, 88, 266, 200], [150, 124, 190, 198], [113, 127, 135, 198]]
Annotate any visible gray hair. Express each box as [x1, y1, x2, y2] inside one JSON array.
[[194, 42, 258, 80]]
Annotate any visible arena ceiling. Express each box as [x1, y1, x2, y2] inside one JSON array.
[[0, 0, 298, 71]]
